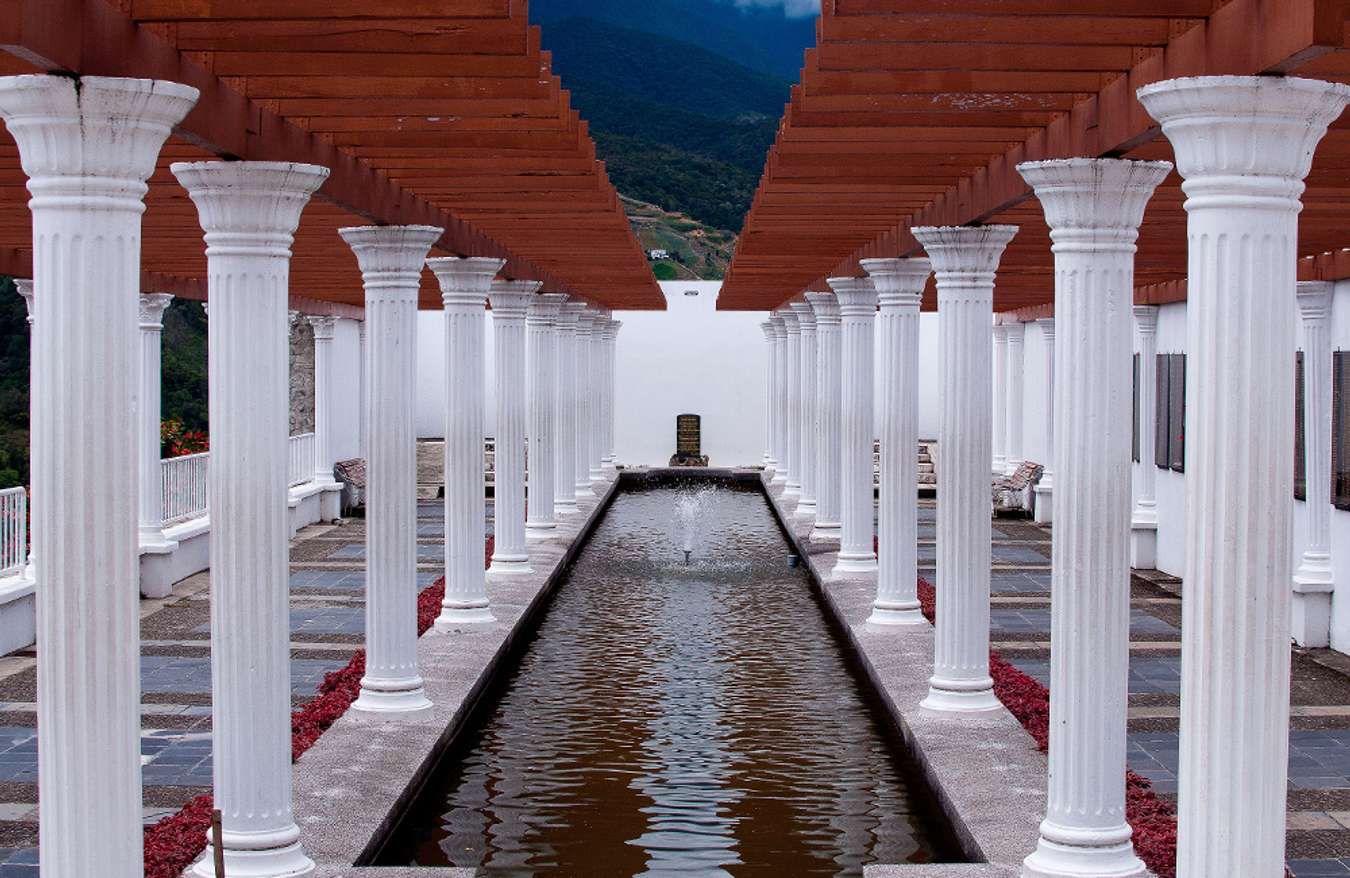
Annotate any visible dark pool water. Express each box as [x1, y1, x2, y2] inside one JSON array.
[[375, 481, 962, 876]]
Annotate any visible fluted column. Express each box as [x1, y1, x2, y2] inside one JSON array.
[[1005, 321, 1026, 474], [1138, 74, 1350, 877], [0, 74, 196, 878], [488, 279, 537, 574], [139, 293, 174, 543], [806, 291, 841, 541], [914, 224, 1017, 713], [555, 302, 583, 513], [1018, 158, 1169, 878], [307, 315, 339, 485], [992, 323, 1009, 474], [864, 258, 931, 625], [768, 314, 788, 485], [526, 293, 564, 538], [573, 310, 596, 498], [340, 225, 440, 716], [14, 280, 33, 577], [781, 307, 802, 497], [589, 308, 608, 482], [761, 320, 778, 473], [1294, 281, 1334, 647], [791, 301, 819, 515], [605, 318, 621, 468], [828, 276, 878, 576], [358, 318, 368, 459], [1130, 306, 1159, 569], [427, 257, 504, 627], [174, 159, 328, 878], [1033, 318, 1056, 524]]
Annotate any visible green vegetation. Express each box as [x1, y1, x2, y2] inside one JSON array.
[[627, 197, 737, 281], [651, 262, 679, 281]]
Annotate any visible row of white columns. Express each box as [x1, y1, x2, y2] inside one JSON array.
[[0, 72, 625, 878], [761, 74, 1350, 878], [991, 317, 1057, 523]]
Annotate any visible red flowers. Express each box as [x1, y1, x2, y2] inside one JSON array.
[[142, 536, 495, 876], [161, 418, 209, 457]]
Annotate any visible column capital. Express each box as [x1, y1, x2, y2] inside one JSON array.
[[488, 279, 540, 319], [426, 256, 504, 308], [1004, 321, 1026, 343], [1132, 304, 1159, 333], [862, 257, 931, 311], [338, 224, 443, 298], [1137, 76, 1350, 206], [804, 290, 839, 324], [767, 313, 786, 337], [305, 314, 337, 339], [1297, 280, 1334, 320], [0, 75, 198, 203], [912, 225, 1017, 279], [139, 292, 174, 328], [788, 299, 816, 331], [1017, 158, 1172, 249], [604, 318, 622, 340], [779, 306, 802, 334], [760, 319, 775, 339], [825, 276, 878, 314], [170, 161, 329, 254], [527, 291, 565, 324], [14, 279, 32, 324], [992, 321, 1009, 341], [556, 300, 585, 328], [1035, 316, 1055, 340]]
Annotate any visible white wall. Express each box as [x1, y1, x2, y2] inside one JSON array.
[[415, 309, 497, 439], [329, 318, 363, 462]]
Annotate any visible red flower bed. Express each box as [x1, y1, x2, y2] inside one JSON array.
[[914, 576, 1178, 878], [142, 536, 494, 876]]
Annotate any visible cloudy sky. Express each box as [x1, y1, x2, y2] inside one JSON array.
[[732, 0, 820, 17]]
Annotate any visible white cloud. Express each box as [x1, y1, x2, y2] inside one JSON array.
[[732, 0, 820, 18]]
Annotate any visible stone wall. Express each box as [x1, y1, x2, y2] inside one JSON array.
[[289, 314, 315, 434]]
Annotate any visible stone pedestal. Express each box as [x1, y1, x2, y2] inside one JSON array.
[[174, 159, 329, 878], [1137, 74, 1350, 877], [488, 280, 538, 575], [791, 300, 818, 517], [340, 225, 442, 717], [864, 258, 931, 625], [1033, 318, 1056, 525], [805, 291, 841, 541], [427, 257, 504, 627], [1017, 157, 1169, 878], [1294, 280, 1334, 648], [827, 276, 878, 577], [913, 225, 1018, 714], [0, 73, 197, 878], [1129, 306, 1159, 569], [526, 294, 564, 539]]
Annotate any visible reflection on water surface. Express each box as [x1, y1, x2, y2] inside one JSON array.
[[377, 481, 961, 876]]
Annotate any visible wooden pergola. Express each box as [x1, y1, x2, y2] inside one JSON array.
[[0, 0, 664, 310], [719, 0, 1350, 314]]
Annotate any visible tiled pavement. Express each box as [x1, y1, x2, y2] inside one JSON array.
[[914, 498, 1350, 877], [0, 498, 480, 876]]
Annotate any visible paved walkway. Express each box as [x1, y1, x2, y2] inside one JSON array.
[[0, 499, 487, 876], [914, 499, 1350, 876]]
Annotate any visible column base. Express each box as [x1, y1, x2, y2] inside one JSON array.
[[920, 676, 1000, 714], [831, 553, 878, 579], [784, 480, 801, 498], [1033, 482, 1053, 524], [1292, 587, 1333, 649], [589, 466, 605, 482], [809, 522, 841, 543], [434, 604, 496, 630], [1021, 827, 1146, 878], [1129, 523, 1156, 570], [193, 831, 315, 878], [574, 484, 596, 500], [795, 499, 817, 519], [770, 472, 787, 486], [867, 601, 927, 627], [488, 555, 533, 576], [526, 522, 559, 541], [352, 677, 433, 717], [555, 497, 579, 514]]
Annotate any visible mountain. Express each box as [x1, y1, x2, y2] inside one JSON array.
[[625, 196, 738, 281]]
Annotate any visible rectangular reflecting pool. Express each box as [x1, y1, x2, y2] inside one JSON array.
[[373, 477, 963, 875]]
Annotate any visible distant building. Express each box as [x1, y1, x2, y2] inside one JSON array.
[[648, 249, 670, 260]]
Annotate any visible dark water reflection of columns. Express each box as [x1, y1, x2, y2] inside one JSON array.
[[378, 484, 960, 876]]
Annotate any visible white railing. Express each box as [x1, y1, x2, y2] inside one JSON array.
[[289, 432, 316, 488], [0, 487, 26, 578], [160, 452, 209, 525]]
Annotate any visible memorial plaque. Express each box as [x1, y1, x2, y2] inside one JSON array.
[[676, 414, 701, 457]]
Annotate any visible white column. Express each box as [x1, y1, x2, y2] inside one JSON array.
[[865, 258, 931, 625], [791, 301, 818, 516], [604, 318, 621, 468], [573, 310, 596, 498], [526, 293, 564, 538], [806, 291, 841, 541], [761, 320, 778, 472], [1033, 318, 1056, 525], [1137, 74, 1350, 877], [488, 279, 537, 574], [827, 276, 878, 576], [769, 315, 788, 485], [1017, 157, 1169, 878], [138, 293, 174, 543], [174, 159, 328, 878], [1004, 321, 1026, 474], [14, 280, 33, 577], [992, 323, 1009, 474], [358, 318, 368, 459], [589, 309, 608, 482], [307, 315, 339, 486], [554, 302, 582, 513], [0, 74, 196, 878], [913, 224, 1018, 713], [340, 225, 441, 717], [1130, 306, 1160, 569], [781, 307, 802, 496], [1294, 280, 1335, 647], [427, 257, 504, 627]]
